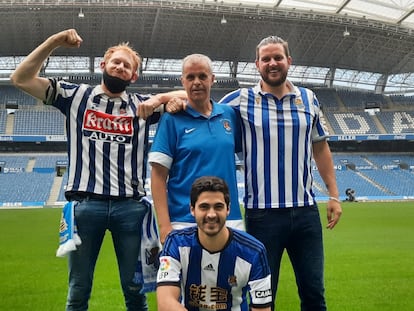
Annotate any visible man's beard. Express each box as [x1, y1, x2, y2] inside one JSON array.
[[260, 70, 288, 87]]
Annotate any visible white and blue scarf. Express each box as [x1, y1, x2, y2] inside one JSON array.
[[56, 201, 82, 257], [134, 197, 161, 293], [56, 198, 161, 293]]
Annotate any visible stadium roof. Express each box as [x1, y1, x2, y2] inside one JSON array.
[[1, 0, 414, 93]]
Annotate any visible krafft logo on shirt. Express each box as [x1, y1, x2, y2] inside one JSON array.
[[83, 109, 133, 143]]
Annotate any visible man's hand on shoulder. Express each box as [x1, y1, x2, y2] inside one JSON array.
[[137, 96, 159, 120], [166, 97, 186, 114]]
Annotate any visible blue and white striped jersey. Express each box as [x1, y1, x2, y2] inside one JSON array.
[[219, 81, 328, 209], [157, 226, 272, 311], [46, 79, 156, 199]]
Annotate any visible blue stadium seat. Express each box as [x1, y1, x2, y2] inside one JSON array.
[[0, 85, 37, 106], [0, 172, 54, 203], [376, 111, 414, 134], [325, 111, 379, 134], [0, 110, 7, 134], [13, 110, 65, 135]]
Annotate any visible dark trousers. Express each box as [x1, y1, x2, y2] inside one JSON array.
[[246, 206, 327, 311]]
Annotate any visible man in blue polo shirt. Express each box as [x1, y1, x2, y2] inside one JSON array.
[[148, 54, 243, 244]]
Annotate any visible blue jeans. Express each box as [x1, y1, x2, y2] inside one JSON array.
[[66, 197, 149, 311], [245, 206, 326, 311]]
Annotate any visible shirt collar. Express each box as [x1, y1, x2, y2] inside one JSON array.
[[93, 85, 129, 102], [186, 100, 223, 118], [254, 79, 299, 98]]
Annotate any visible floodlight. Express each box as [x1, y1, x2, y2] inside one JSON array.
[[78, 8, 84, 19], [343, 26, 350, 37]]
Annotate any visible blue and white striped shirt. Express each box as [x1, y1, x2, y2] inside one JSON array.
[[157, 226, 272, 311], [219, 81, 328, 209], [46, 79, 156, 199]]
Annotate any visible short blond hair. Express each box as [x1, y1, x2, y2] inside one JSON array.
[[103, 42, 142, 73]]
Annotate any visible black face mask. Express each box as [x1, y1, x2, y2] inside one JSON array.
[[102, 70, 131, 94]]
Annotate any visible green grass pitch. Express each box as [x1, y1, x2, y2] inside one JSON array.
[[0, 201, 413, 310]]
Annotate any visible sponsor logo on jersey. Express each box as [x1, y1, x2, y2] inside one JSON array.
[[83, 109, 133, 143], [255, 289, 272, 298], [188, 284, 228, 309], [203, 263, 215, 271]]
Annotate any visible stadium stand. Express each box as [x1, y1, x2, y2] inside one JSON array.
[[365, 154, 409, 168], [376, 111, 414, 134], [0, 154, 30, 172], [1, 77, 414, 206], [361, 169, 414, 196], [33, 154, 67, 168], [389, 95, 414, 111], [0, 85, 38, 107], [313, 166, 388, 198], [311, 152, 414, 200], [325, 111, 380, 134], [57, 171, 69, 203], [1, 152, 414, 206], [313, 88, 342, 111], [333, 154, 371, 167], [0, 110, 6, 134], [0, 172, 55, 204], [13, 110, 65, 135], [336, 89, 386, 111]]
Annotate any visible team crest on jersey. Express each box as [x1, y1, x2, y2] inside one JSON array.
[[228, 275, 238, 287], [294, 97, 305, 108], [255, 96, 261, 105], [221, 119, 232, 133], [83, 109, 133, 144]]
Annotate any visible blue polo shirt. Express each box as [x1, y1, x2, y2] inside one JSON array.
[[149, 101, 242, 223]]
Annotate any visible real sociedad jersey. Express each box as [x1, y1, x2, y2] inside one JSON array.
[[46, 79, 157, 199], [219, 81, 328, 209], [157, 227, 272, 311]]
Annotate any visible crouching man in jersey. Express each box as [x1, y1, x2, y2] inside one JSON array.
[[156, 176, 272, 311]]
